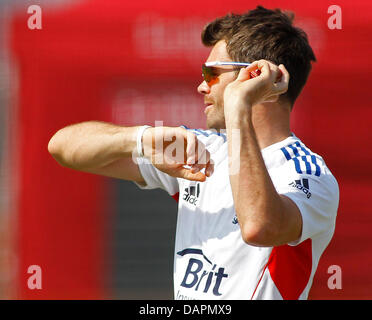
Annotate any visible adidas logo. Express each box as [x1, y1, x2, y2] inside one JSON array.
[[288, 178, 312, 199], [183, 183, 200, 206]]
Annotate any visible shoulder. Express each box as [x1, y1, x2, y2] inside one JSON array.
[[272, 136, 339, 208], [274, 136, 332, 179]]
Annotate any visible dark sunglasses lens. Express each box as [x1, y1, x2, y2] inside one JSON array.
[[202, 65, 214, 83]]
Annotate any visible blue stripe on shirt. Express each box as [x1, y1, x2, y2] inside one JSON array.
[[280, 142, 322, 177]]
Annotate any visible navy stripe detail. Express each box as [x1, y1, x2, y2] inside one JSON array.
[[293, 157, 303, 174], [176, 248, 212, 265], [301, 156, 312, 175], [311, 155, 321, 177], [295, 141, 311, 155], [281, 142, 322, 177], [288, 144, 300, 157], [281, 147, 291, 160]]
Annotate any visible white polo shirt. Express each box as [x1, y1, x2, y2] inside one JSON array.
[[134, 127, 339, 300]]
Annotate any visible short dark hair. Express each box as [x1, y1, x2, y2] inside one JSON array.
[[201, 6, 316, 106]]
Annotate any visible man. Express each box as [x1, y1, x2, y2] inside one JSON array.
[[48, 6, 339, 299]]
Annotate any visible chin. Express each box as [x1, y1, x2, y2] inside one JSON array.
[[206, 118, 225, 132]]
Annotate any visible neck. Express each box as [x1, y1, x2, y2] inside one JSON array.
[[251, 101, 292, 150]]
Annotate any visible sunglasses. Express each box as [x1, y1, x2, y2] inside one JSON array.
[[202, 61, 261, 84]]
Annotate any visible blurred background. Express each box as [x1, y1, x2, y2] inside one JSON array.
[[0, 0, 371, 299]]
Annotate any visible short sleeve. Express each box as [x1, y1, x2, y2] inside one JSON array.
[[133, 157, 179, 196], [273, 164, 339, 246]]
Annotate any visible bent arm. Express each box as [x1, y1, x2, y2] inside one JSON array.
[[225, 112, 302, 247], [224, 61, 301, 247], [48, 121, 145, 183]]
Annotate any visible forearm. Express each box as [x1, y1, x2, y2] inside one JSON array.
[[226, 107, 284, 245], [48, 121, 138, 170]]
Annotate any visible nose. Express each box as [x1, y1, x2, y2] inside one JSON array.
[[197, 80, 211, 95]]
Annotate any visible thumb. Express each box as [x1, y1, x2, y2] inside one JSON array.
[[173, 167, 207, 182], [236, 62, 261, 82], [236, 66, 252, 82]]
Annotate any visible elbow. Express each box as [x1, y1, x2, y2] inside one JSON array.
[[240, 220, 279, 247], [47, 135, 58, 157], [47, 132, 71, 168], [241, 225, 264, 246]]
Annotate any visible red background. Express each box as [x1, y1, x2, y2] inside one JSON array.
[[8, 0, 372, 299]]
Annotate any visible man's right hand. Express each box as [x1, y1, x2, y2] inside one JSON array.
[[142, 126, 214, 182]]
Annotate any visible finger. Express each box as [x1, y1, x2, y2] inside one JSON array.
[[205, 158, 214, 177], [191, 147, 210, 173], [257, 60, 285, 84], [243, 61, 258, 73], [236, 63, 256, 81], [190, 164, 200, 174], [278, 64, 290, 84], [265, 61, 283, 83], [256, 60, 271, 80], [265, 94, 280, 103], [185, 131, 197, 165], [197, 144, 209, 166], [236, 61, 263, 82], [175, 167, 207, 182], [273, 64, 290, 93]]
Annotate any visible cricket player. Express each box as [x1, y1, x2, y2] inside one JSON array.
[[48, 6, 339, 299]]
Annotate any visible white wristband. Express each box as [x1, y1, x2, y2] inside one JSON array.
[[136, 125, 151, 158]]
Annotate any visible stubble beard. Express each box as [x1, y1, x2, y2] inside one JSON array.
[[206, 102, 226, 132]]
